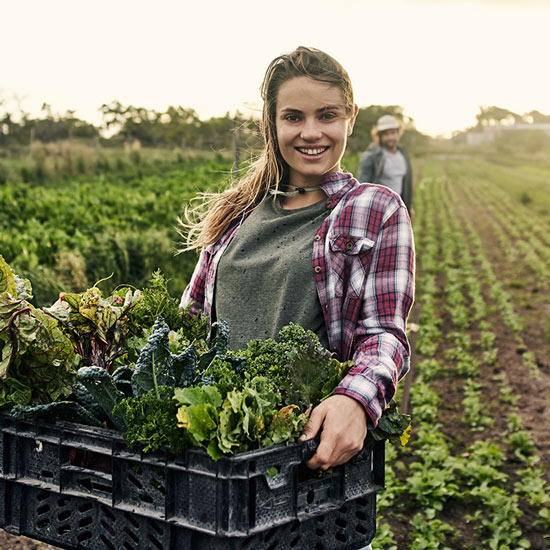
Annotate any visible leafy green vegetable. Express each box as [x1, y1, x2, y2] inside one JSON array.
[[11, 401, 104, 427], [128, 269, 209, 344], [366, 401, 412, 447], [131, 317, 175, 396], [45, 285, 141, 372], [77, 366, 126, 429], [237, 324, 352, 410], [113, 386, 186, 454], [0, 257, 78, 409], [174, 377, 309, 460]]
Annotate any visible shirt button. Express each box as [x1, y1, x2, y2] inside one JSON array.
[[314, 266, 322, 273], [345, 241, 353, 251], [314, 235, 321, 241]]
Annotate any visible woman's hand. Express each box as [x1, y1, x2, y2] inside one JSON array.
[[298, 394, 367, 470]]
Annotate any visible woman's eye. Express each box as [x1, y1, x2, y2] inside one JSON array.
[[284, 114, 300, 122]]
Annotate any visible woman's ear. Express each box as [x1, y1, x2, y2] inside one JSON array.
[[347, 104, 359, 136]]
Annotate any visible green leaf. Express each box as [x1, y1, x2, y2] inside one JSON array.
[[174, 385, 222, 408], [77, 366, 126, 429], [131, 317, 175, 396], [0, 254, 17, 297]]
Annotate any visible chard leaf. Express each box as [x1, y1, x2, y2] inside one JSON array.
[[0, 254, 17, 297], [0, 377, 32, 408], [15, 275, 33, 301]]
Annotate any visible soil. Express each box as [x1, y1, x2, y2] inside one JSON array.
[[0, 531, 59, 549]]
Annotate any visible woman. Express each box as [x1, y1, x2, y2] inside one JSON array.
[[180, 46, 414, 475]]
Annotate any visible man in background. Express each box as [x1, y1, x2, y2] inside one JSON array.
[[358, 114, 413, 214]]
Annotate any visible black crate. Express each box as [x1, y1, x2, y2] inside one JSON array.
[[0, 479, 377, 550], [0, 414, 384, 546]]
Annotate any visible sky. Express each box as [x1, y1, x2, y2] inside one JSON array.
[[1, 0, 549, 137]]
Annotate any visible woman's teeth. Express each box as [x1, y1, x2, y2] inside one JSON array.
[[297, 147, 327, 155]]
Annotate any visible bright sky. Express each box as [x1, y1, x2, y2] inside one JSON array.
[[1, 0, 549, 137]]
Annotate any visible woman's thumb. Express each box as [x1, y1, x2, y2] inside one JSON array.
[[298, 406, 324, 441]]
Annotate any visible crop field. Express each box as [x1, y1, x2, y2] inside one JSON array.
[[373, 155, 550, 549], [1, 151, 549, 549]]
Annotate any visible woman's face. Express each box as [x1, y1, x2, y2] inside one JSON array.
[[275, 76, 357, 187]]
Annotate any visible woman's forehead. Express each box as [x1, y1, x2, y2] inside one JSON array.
[[276, 76, 346, 111]]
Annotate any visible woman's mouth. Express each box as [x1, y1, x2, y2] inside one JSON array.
[[296, 146, 329, 157]]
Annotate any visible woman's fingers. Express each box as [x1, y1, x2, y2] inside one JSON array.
[[302, 395, 367, 470]]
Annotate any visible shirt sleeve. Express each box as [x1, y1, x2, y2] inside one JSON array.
[[179, 247, 210, 316], [333, 203, 415, 427]]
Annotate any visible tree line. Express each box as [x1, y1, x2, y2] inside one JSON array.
[[0, 99, 431, 154]]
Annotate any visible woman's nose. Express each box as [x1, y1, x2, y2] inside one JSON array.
[[300, 118, 322, 140]]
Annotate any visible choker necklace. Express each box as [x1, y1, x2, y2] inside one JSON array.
[[269, 184, 323, 197]]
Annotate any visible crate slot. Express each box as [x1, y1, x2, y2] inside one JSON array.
[[335, 517, 346, 529], [37, 504, 49, 515], [127, 472, 143, 489], [57, 523, 71, 535], [147, 533, 163, 550], [124, 511, 139, 528], [124, 526, 139, 544], [36, 517, 50, 529], [57, 510, 71, 521], [79, 502, 94, 513], [100, 534, 116, 549], [77, 530, 92, 543], [79, 516, 93, 528]]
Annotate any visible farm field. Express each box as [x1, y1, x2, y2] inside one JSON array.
[[372, 155, 550, 549], [1, 152, 549, 549]]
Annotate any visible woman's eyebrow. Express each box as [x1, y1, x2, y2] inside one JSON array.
[[279, 105, 344, 114]]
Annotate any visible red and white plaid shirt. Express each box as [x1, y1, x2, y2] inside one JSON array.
[[181, 171, 415, 426]]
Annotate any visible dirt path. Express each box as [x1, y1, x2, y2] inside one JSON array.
[[0, 530, 60, 549]]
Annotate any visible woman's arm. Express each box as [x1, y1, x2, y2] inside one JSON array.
[[335, 203, 415, 424], [301, 203, 415, 469]]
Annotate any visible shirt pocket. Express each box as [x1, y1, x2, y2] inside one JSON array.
[[328, 234, 375, 298], [329, 234, 375, 255]]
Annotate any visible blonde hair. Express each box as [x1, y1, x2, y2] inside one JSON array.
[[180, 46, 355, 251]]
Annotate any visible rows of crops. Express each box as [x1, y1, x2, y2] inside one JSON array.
[[373, 156, 550, 549], [1, 152, 549, 549], [2, 155, 231, 306]]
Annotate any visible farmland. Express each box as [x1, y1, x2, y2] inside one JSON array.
[[1, 149, 549, 549]]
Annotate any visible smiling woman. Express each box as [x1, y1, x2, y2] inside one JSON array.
[[179, 48, 415, 549]]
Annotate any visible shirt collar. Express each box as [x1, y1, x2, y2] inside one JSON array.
[[320, 171, 357, 204]]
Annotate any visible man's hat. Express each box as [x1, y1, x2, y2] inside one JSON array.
[[376, 115, 400, 132]]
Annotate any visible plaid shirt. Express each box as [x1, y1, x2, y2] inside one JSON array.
[[181, 171, 415, 426]]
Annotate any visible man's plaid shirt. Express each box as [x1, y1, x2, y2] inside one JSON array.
[[181, 171, 415, 426]]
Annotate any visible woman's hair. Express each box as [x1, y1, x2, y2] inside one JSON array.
[[180, 46, 355, 251]]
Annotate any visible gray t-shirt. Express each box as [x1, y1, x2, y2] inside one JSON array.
[[215, 195, 330, 350], [378, 149, 407, 195]]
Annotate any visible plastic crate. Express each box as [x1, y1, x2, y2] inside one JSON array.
[[0, 414, 384, 548]]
